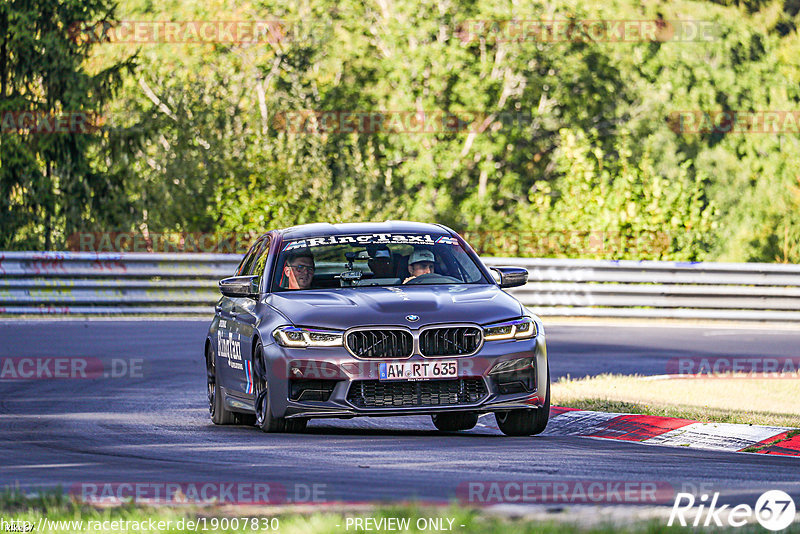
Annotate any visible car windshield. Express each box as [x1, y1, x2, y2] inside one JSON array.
[[272, 233, 487, 291]]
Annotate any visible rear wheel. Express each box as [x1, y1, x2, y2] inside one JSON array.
[[207, 344, 236, 425], [431, 412, 479, 432], [495, 365, 550, 436]]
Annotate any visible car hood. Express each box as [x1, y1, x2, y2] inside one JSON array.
[[265, 284, 523, 329]]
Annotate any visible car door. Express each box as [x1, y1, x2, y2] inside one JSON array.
[[215, 238, 262, 395], [226, 235, 271, 398]]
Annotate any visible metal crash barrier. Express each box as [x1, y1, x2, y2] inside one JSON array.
[[0, 252, 237, 315], [1, 252, 799, 320]]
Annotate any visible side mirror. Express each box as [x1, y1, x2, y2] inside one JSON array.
[[490, 267, 529, 289], [219, 275, 259, 298]]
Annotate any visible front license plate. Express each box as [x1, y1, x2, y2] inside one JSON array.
[[379, 360, 458, 381]]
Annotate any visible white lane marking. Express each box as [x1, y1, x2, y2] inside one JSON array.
[[701, 331, 792, 336], [541, 410, 625, 436], [642, 422, 790, 451], [0, 317, 209, 323], [6, 463, 95, 469], [641, 375, 680, 380], [541, 320, 800, 331]]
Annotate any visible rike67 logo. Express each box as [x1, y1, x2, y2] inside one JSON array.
[[669, 490, 796, 530]]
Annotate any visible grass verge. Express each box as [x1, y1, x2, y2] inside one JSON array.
[[552, 374, 800, 428], [2, 491, 798, 534]]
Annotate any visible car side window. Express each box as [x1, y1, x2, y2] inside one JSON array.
[[250, 236, 272, 279], [236, 239, 262, 276]]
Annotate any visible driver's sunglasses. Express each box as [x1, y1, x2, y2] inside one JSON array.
[[289, 264, 315, 273]]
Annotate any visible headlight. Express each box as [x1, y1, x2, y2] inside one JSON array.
[[483, 317, 537, 341], [273, 326, 344, 348]]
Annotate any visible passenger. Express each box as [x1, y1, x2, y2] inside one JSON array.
[[403, 249, 435, 284], [367, 245, 394, 278]]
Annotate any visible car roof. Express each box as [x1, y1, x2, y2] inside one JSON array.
[[276, 221, 453, 240]]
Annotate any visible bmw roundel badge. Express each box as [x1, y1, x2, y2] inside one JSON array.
[[406, 314, 420, 322]]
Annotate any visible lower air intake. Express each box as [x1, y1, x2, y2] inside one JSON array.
[[346, 378, 487, 408]]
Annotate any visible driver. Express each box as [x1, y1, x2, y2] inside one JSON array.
[[403, 249, 435, 284], [281, 251, 315, 290]]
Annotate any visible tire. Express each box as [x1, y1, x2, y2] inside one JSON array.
[[431, 412, 479, 432], [495, 365, 551, 436], [255, 382, 285, 432], [252, 340, 304, 433], [207, 343, 237, 425]]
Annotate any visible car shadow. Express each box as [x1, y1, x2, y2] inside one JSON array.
[[300, 426, 504, 438]]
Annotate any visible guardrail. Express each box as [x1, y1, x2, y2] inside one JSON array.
[[0, 252, 235, 315], [1, 252, 799, 320], [493, 257, 800, 321]]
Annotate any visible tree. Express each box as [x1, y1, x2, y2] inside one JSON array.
[[0, 0, 134, 249]]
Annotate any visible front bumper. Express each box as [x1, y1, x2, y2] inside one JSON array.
[[263, 333, 548, 419]]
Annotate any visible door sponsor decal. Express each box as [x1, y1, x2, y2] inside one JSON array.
[[245, 360, 254, 394], [218, 335, 242, 370]]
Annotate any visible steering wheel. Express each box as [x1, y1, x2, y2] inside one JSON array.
[[403, 272, 461, 285]]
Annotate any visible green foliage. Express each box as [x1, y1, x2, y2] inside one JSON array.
[[516, 129, 717, 260], [0, 0, 136, 249], [2, 0, 799, 262]]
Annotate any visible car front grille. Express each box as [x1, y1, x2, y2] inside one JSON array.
[[345, 329, 413, 359], [420, 327, 482, 357], [346, 378, 488, 408]]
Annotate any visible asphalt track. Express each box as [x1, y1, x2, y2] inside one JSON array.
[[1, 320, 799, 509]]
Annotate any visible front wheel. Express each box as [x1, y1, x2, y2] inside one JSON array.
[[431, 412, 479, 432], [252, 341, 306, 433], [495, 366, 550, 436]]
